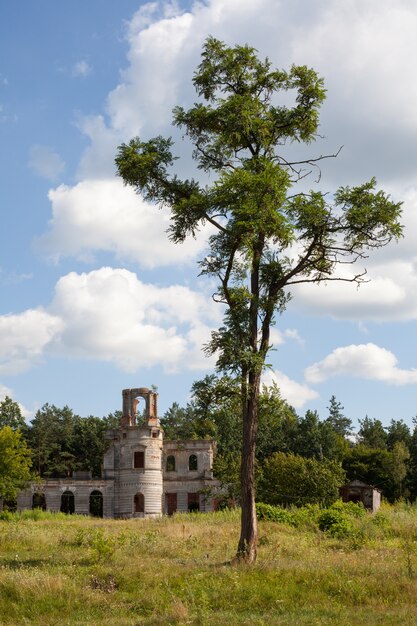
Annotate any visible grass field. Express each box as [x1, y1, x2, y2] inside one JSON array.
[[1, 503, 417, 625]]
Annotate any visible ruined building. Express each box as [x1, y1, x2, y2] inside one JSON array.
[[14, 387, 219, 518]]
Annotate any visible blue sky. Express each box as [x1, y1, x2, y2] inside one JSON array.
[[1, 0, 417, 428]]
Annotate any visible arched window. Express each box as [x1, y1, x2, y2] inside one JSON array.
[[32, 492, 46, 511], [134, 492, 144, 514], [89, 490, 103, 517], [60, 490, 75, 515], [166, 455, 176, 472], [188, 454, 198, 471]]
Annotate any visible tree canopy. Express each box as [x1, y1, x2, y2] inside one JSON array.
[[116, 37, 402, 562], [0, 396, 26, 431], [0, 427, 32, 502]]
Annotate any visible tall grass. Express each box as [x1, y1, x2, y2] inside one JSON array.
[[1, 503, 417, 624]]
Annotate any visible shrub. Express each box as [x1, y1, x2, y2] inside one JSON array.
[[318, 506, 355, 538], [256, 502, 295, 525]]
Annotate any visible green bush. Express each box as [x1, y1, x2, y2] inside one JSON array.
[[330, 499, 366, 518], [318, 507, 354, 538], [256, 502, 295, 525]]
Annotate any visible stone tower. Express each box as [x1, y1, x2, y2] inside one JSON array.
[[102, 387, 163, 517]]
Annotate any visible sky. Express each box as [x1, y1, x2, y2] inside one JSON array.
[[1, 0, 417, 429]]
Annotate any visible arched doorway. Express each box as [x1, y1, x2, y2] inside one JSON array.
[[134, 492, 144, 514], [89, 490, 103, 518], [32, 492, 46, 510], [60, 490, 75, 514]]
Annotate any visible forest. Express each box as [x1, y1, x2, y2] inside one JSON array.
[[0, 374, 415, 506]]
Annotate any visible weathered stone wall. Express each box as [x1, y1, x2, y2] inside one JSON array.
[[105, 423, 163, 518], [17, 480, 115, 517], [12, 388, 220, 519], [162, 440, 219, 513]]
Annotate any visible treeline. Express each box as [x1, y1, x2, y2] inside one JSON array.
[[160, 375, 417, 505], [0, 396, 119, 479], [1, 376, 416, 505]]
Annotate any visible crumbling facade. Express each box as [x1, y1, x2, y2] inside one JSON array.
[[14, 387, 219, 518]]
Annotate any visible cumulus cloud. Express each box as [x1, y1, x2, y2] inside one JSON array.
[[0, 267, 219, 375], [0, 309, 63, 374], [28, 145, 65, 181], [48, 267, 219, 372], [263, 369, 319, 409], [305, 343, 417, 386], [38, 179, 211, 268], [36, 0, 417, 324]]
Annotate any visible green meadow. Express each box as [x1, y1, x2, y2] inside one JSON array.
[[1, 504, 417, 625]]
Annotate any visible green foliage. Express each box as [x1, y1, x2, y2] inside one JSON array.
[[389, 441, 410, 499], [387, 419, 411, 450], [358, 416, 387, 449], [0, 426, 32, 501], [256, 382, 299, 461], [318, 507, 355, 538], [116, 37, 403, 559], [0, 396, 26, 431], [256, 502, 295, 524], [116, 37, 401, 383], [26, 405, 117, 478], [343, 444, 404, 502], [325, 395, 352, 437], [259, 451, 345, 507]]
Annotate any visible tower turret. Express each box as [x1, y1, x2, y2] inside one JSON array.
[[103, 387, 163, 517]]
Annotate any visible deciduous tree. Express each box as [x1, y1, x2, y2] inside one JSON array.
[[258, 451, 345, 508], [116, 38, 402, 562], [0, 426, 32, 502]]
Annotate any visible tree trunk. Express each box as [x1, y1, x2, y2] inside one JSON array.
[[236, 371, 260, 563]]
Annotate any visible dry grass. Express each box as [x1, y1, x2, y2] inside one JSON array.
[[1, 505, 417, 624]]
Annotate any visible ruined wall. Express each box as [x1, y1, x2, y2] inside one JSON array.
[[162, 440, 218, 514], [12, 387, 220, 519], [105, 423, 163, 518]]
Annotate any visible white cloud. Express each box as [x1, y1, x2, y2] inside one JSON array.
[[263, 369, 319, 409], [72, 60, 92, 78], [38, 178, 211, 268], [35, 0, 417, 324], [28, 145, 65, 181], [269, 327, 304, 348], [0, 309, 63, 374], [0, 267, 221, 376], [305, 343, 417, 386], [48, 267, 219, 372]]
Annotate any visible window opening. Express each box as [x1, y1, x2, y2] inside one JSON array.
[[166, 455, 176, 472], [166, 493, 177, 516], [60, 490, 75, 515], [134, 492, 144, 513], [32, 492, 46, 511], [188, 492, 200, 512], [89, 490, 103, 517], [134, 451, 145, 469], [189, 454, 198, 471]]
